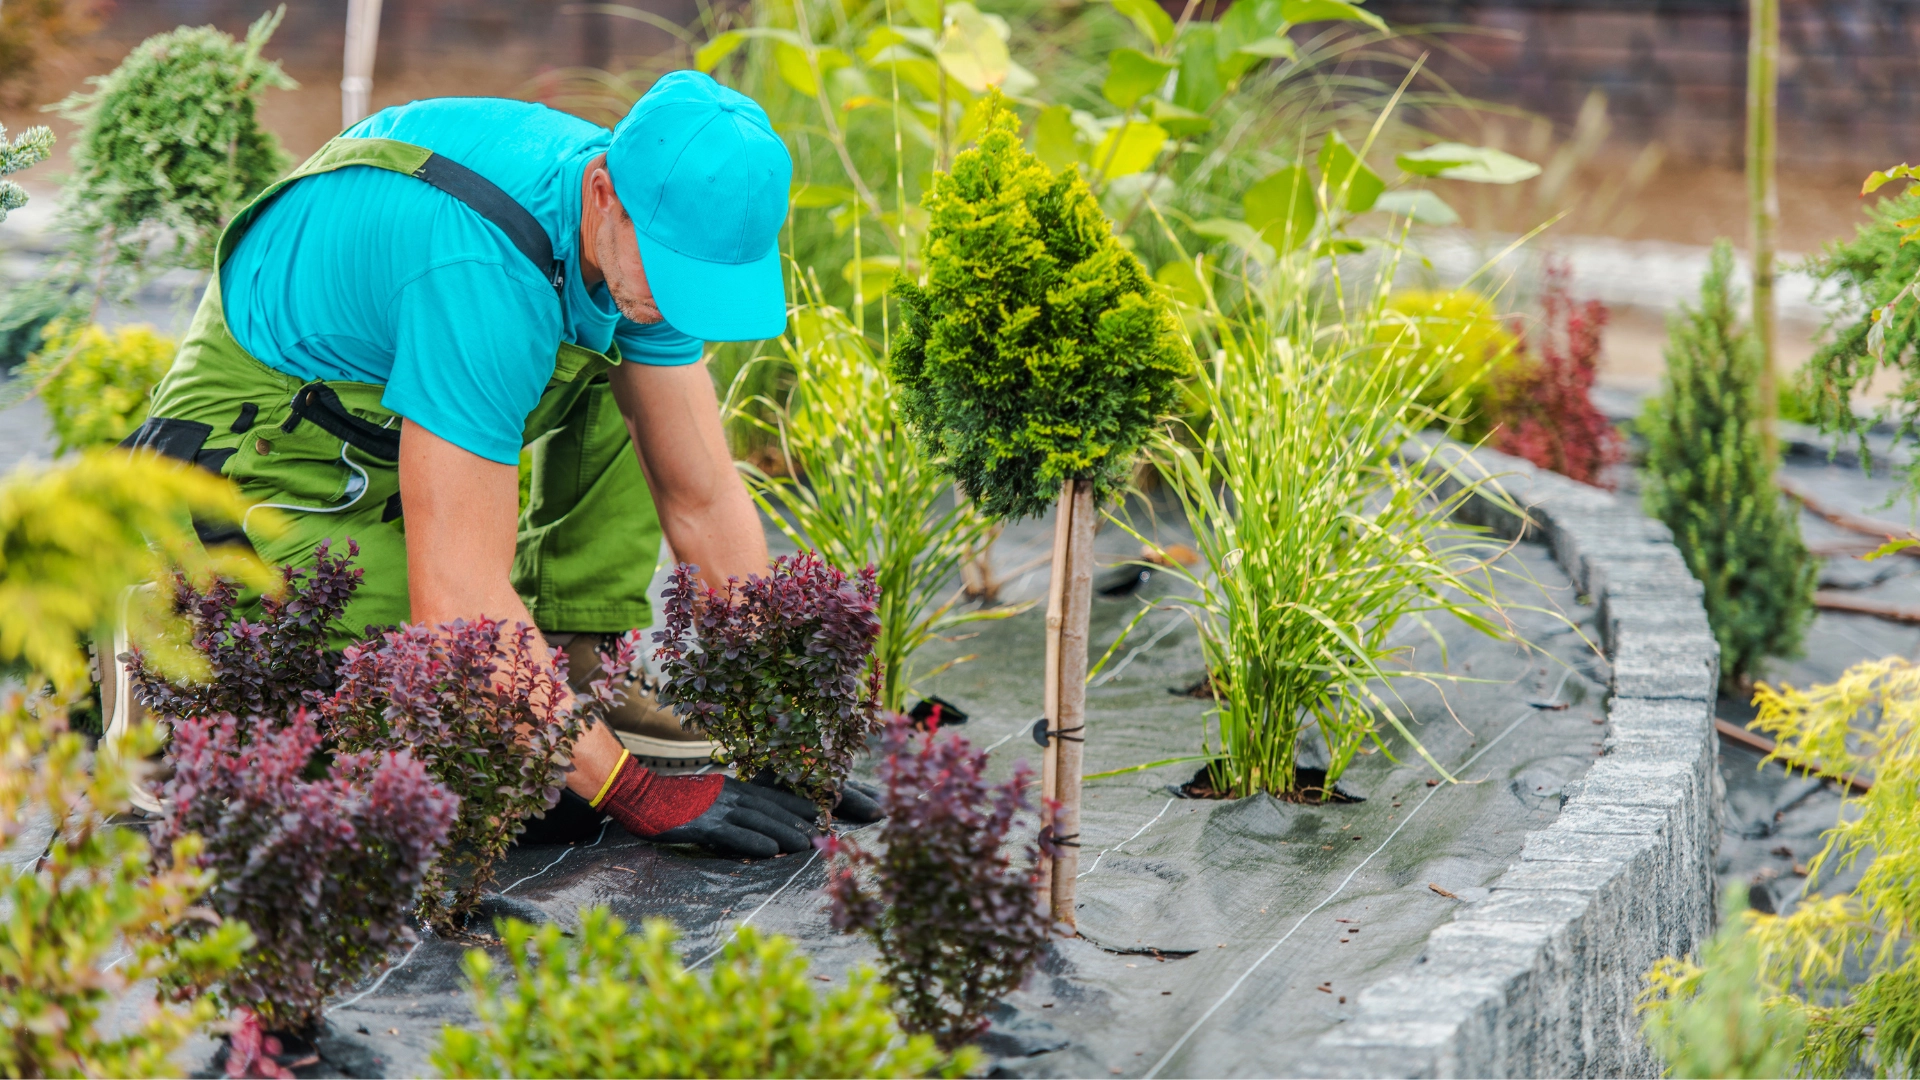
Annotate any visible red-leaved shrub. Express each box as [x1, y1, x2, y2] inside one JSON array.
[[820, 713, 1053, 1048], [651, 551, 883, 809], [1489, 263, 1623, 487], [154, 709, 456, 1032], [323, 620, 636, 925], [129, 539, 359, 719]]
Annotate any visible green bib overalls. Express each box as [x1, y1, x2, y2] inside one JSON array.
[[127, 137, 664, 640]]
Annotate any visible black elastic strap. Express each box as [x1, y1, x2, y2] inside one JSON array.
[[282, 383, 402, 462], [412, 153, 565, 292]]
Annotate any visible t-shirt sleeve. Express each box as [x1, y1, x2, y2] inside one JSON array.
[[382, 259, 558, 465], [614, 317, 704, 366]]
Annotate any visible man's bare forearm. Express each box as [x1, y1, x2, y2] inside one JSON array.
[[609, 359, 769, 587]]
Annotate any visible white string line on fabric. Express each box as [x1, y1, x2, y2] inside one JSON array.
[[1078, 796, 1177, 880], [685, 818, 883, 971], [1091, 612, 1187, 689], [1142, 677, 1570, 1080], [328, 820, 613, 1016]]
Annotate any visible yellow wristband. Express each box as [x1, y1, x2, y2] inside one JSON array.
[[590, 748, 631, 808]]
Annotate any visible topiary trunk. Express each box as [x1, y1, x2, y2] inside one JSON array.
[[1641, 239, 1815, 692]]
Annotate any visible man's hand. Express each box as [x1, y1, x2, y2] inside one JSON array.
[[609, 360, 768, 587], [397, 419, 628, 800]]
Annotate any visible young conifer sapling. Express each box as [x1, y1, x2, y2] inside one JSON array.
[[888, 93, 1186, 923]]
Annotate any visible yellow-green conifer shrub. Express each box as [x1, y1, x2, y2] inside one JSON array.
[[1377, 288, 1521, 440], [0, 452, 262, 1077], [19, 319, 175, 454], [1637, 893, 1808, 1079], [1641, 656, 1920, 1075], [1, 708, 252, 1078], [434, 909, 974, 1079], [889, 93, 1188, 521]]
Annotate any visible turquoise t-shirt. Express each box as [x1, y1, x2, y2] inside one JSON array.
[[221, 97, 703, 465]]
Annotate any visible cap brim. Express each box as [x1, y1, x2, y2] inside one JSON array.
[[637, 231, 787, 342]]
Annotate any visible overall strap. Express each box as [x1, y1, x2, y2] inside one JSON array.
[[216, 137, 565, 294]]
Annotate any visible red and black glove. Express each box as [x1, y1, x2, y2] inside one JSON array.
[[590, 751, 819, 859]]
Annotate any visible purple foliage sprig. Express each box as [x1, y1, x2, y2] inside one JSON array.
[[128, 539, 360, 719], [821, 713, 1054, 1048], [322, 619, 636, 926], [154, 709, 456, 1033], [651, 551, 883, 810]]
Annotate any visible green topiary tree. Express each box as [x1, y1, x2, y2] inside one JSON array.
[[889, 94, 1188, 522], [48, 7, 294, 306], [887, 94, 1187, 927], [1641, 239, 1815, 692]]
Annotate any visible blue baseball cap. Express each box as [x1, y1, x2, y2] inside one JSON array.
[[607, 71, 792, 341]]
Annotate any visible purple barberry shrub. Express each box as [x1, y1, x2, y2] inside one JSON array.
[[155, 709, 456, 1032], [128, 538, 360, 718], [651, 551, 883, 810], [322, 620, 636, 925], [820, 713, 1054, 1048]]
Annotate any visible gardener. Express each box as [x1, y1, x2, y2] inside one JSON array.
[[118, 71, 857, 858]]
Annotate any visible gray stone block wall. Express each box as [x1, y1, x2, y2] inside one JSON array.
[[1319, 442, 1720, 1077]]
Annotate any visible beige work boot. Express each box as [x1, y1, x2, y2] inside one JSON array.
[[99, 585, 168, 816], [554, 632, 720, 769]]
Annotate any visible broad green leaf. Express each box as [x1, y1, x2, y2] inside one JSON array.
[[1104, 48, 1176, 109], [1215, 0, 1290, 81], [1156, 255, 1215, 310], [1192, 217, 1275, 264], [1033, 104, 1082, 173], [1372, 189, 1459, 225], [1243, 166, 1315, 251], [790, 183, 857, 209], [1313, 237, 1367, 257], [1173, 25, 1225, 112], [1279, 0, 1386, 31], [1111, 0, 1176, 46], [775, 41, 819, 95], [1396, 143, 1541, 184], [1093, 121, 1168, 179], [843, 255, 902, 301], [1235, 36, 1297, 59], [1865, 538, 1920, 561], [1865, 164, 1920, 195], [1145, 99, 1211, 138], [695, 31, 745, 72], [937, 2, 1011, 92], [905, 0, 942, 31], [1317, 132, 1384, 213]]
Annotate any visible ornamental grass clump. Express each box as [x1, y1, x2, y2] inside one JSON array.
[[155, 709, 456, 1033], [651, 551, 882, 809], [434, 909, 971, 1079], [1137, 121, 1533, 800], [1641, 239, 1815, 692], [821, 713, 1053, 1049], [733, 299, 1011, 714], [325, 620, 628, 926], [1638, 656, 1920, 1075]]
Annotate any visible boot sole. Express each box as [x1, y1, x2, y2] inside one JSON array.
[[614, 729, 722, 768]]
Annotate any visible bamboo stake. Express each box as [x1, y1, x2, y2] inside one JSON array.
[[1747, 0, 1780, 454], [341, 0, 385, 131], [1036, 483, 1072, 908], [1049, 478, 1095, 928]]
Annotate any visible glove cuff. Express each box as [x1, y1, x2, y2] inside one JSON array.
[[593, 752, 725, 838]]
